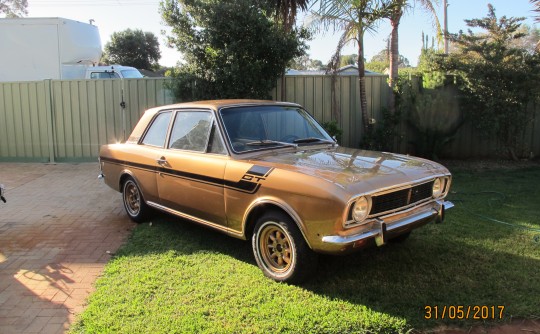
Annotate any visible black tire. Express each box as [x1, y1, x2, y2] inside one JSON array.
[[122, 177, 149, 223], [252, 211, 318, 283], [389, 231, 411, 243]]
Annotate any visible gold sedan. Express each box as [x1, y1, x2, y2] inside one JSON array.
[[99, 100, 453, 283]]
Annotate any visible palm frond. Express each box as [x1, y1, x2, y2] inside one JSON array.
[[318, 0, 357, 24], [415, 0, 443, 42], [531, 0, 540, 23], [271, 0, 311, 29], [307, 10, 354, 34], [327, 31, 351, 72]]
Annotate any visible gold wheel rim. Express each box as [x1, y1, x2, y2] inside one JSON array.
[[124, 181, 140, 216], [260, 224, 292, 273]]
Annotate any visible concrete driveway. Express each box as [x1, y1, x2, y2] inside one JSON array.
[[0, 163, 135, 333]]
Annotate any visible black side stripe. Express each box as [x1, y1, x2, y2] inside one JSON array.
[[100, 156, 267, 194]]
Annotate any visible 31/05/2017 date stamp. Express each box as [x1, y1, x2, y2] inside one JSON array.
[[424, 305, 505, 320]]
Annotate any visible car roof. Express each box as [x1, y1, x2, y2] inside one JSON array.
[[128, 99, 302, 143], [154, 99, 300, 111]]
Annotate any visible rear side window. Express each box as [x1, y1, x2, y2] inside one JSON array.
[[168, 111, 213, 152], [141, 112, 172, 147]]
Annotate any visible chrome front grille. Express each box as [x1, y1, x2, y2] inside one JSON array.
[[370, 181, 434, 215]]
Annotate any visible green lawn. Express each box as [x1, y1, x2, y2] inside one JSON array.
[[71, 166, 540, 334]]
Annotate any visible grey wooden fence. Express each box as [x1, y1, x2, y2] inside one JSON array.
[[1, 78, 174, 162], [1, 75, 538, 162]]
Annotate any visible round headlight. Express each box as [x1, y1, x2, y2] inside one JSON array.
[[352, 196, 371, 222], [432, 178, 443, 198]]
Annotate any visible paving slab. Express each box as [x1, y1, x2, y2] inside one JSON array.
[[0, 163, 135, 334]]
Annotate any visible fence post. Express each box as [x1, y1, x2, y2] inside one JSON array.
[[44, 79, 56, 163]]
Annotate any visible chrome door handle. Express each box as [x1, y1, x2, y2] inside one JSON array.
[[157, 157, 167, 165]]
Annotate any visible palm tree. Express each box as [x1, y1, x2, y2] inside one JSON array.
[[268, 0, 311, 100], [387, 0, 441, 112], [532, 0, 540, 51], [310, 0, 396, 134], [532, 0, 540, 22], [271, 0, 310, 30]]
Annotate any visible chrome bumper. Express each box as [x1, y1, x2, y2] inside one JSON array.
[[322, 200, 454, 248]]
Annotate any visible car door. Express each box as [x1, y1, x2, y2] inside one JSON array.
[[127, 110, 174, 204], [156, 109, 229, 227]]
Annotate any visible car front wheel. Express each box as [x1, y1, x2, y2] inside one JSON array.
[[122, 177, 149, 223], [252, 211, 318, 283]]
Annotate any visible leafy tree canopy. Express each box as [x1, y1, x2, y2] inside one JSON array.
[[289, 55, 326, 70], [339, 54, 358, 67], [364, 61, 387, 73], [369, 49, 410, 67], [364, 49, 410, 74], [509, 24, 540, 54], [102, 29, 161, 70], [161, 0, 309, 100], [0, 0, 27, 17], [440, 4, 540, 159]]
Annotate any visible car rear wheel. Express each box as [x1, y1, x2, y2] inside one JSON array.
[[252, 211, 318, 283], [122, 177, 149, 223]]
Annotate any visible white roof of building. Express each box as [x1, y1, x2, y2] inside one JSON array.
[[286, 65, 384, 76]]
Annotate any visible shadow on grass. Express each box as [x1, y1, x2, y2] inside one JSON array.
[[115, 209, 539, 329]]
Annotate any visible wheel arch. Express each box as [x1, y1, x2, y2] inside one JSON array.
[[118, 170, 136, 192], [242, 198, 313, 249]]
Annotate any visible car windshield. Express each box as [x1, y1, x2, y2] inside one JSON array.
[[121, 70, 143, 78], [220, 105, 334, 153]]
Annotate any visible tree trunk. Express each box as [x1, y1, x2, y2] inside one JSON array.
[[280, 75, 286, 101], [388, 13, 401, 114], [357, 33, 370, 135]]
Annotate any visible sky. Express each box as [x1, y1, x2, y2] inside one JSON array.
[[23, 0, 539, 67]]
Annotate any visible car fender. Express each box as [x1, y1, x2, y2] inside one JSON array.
[[242, 196, 313, 249]]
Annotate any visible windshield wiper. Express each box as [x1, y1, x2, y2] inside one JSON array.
[[245, 140, 298, 148], [293, 137, 336, 145]]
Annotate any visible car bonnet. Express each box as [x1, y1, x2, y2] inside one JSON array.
[[247, 146, 450, 195]]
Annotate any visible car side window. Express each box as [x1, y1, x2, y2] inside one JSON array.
[[168, 111, 213, 152], [207, 123, 227, 155], [90, 72, 120, 79], [141, 111, 172, 147]]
